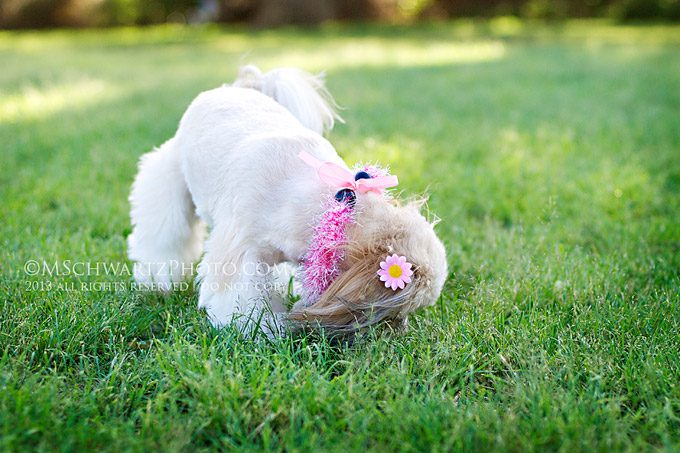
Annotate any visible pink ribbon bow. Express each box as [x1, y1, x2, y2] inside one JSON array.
[[298, 151, 398, 194]]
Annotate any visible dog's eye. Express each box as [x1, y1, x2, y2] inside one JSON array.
[[335, 188, 356, 206], [354, 171, 371, 181]]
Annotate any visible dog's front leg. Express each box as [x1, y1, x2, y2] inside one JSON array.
[[197, 245, 283, 337]]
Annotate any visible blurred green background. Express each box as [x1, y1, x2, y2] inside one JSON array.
[[1, 0, 680, 29]]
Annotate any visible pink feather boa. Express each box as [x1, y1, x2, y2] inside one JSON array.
[[300, 199, 354, 305]]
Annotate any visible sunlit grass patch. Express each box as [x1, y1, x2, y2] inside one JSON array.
[[0, 78, 122, 123]]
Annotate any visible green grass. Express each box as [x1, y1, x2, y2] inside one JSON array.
[[1, 18, 679, 451]]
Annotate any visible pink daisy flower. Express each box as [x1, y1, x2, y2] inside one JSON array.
[[377, 254, 413, 290]]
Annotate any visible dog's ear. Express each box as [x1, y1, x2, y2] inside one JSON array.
[[288, 242, 420, 334], [288, 193, 446, 336]]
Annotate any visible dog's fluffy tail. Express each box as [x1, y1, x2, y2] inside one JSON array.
[[232, 65, 342, 135], [128, 138, 205, 290]]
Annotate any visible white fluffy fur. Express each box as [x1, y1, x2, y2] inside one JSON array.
[[128, 66, 447, 336], [232, 65, 342, 135]]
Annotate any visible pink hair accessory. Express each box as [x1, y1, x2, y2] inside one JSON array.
[[354, 163, 390, 179], [377, 254, 413, 290], [300, 199, 354, 305], [298, 151, 398, 194]]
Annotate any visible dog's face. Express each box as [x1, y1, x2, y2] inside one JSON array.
[[290, 193, 447, 333]]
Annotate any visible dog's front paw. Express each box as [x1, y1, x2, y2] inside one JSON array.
[[198, 285, 239, 327], [199, 285, 285, 338]]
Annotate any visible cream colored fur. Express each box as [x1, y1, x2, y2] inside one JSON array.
[[127, 66, 447, 336]]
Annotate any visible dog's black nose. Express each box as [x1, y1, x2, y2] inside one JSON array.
[[354, 171, 371, 181], [335, 188, 356, 206]]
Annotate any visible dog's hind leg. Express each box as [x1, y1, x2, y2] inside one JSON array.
[[128, 138, 205, 291]]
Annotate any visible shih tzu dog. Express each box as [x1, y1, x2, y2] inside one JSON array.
[[128, 65, 447, 336]]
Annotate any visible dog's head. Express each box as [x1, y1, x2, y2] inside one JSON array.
[[289, 193, 447, 334]]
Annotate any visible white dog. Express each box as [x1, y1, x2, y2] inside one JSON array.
[[128, 65, 447, 335]]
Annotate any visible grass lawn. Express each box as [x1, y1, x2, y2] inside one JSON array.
[[1, 19, 679, 451]]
